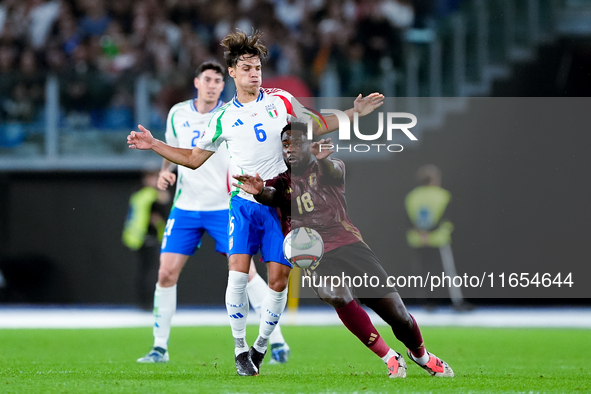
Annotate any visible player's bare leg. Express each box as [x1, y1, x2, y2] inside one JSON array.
[[248, 261, 290, 373], [312, 279, 406, 378], [137, 252, 189, 363], [365, 293, 454, 377], [246, 259, 290, 363]]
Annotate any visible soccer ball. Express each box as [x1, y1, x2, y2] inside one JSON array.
[[283, 227, 324, 270]]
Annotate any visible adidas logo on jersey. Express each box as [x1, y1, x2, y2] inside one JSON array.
[[232, 119, 244, 127], [182, 121, 190, 127]]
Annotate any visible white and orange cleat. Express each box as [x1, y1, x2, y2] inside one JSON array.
[[387, 352, 407, 378], [407, 350, 454, 377]]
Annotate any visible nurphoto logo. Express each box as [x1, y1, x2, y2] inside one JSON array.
[[305, 110, 418, 153]]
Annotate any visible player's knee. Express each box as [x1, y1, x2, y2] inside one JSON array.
[[394, 309, 413, 329], [157, 267, 179, 287], [321, 296, 349, 309], [267, 263, 291, 292], [388, 301, 413, 328], [267, 277, 288, 293]]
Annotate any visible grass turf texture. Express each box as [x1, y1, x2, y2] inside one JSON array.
[[0, 326, 589, 393]]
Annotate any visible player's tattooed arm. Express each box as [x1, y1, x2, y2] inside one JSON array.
[[128, 125, 214, 169], [232, 174, 277, 206], [310, 138, 343, 180]]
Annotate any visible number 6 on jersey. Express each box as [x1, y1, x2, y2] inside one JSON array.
[[254, 123, 267, 142]]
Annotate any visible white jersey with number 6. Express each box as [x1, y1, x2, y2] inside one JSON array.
[[198, 88, 303, 203], [165, 98, 230, 211]]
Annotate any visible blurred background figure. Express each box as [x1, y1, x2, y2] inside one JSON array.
[[122, 169, 171, 310], [405, 164, 471, 312]]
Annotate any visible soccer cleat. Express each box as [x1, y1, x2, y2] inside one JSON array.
[[235, 351, 258, 376], [387, 352, 407, 378], [406, 350, 454, 377], [269, 342, 290, 364], [136, 347, 169, 363], [248, 346, 267, 373]]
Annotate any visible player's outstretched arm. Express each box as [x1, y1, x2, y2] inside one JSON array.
[[127, 125, 214, 169], [314, 92, 385, 136], [232, 173, 277, 206], [310, 138, 343, 180]]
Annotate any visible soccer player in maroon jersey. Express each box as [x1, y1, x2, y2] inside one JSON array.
[[233, 122, 454, 378]]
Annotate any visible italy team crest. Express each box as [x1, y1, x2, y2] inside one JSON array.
[[266, 104, 278, 118]]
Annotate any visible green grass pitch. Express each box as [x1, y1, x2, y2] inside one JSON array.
[[1, 325, 589, 393]]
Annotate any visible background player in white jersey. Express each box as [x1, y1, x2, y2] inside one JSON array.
[[136, 61, 290, 364], [128, 30, 384, 376]]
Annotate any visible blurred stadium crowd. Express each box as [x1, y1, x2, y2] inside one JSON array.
[[0, 0, 460, 130]]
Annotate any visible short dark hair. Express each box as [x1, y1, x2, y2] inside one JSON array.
[[195, 61, 224, 78], [220, 30, 268, 68], [281, 122, 308, 139]]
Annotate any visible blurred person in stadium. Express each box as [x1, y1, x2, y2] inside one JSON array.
[[77, 0, 111, 39], [18, 48, 44, 112], [44, 42, 69, 74], [122, 168, 171, 310], [1, 82, 36, 123], [354, 0, 407, 91], [0, 39, 19, 107], [25, 0, 61, 51], [405, 164, 472, 311], [233, 122, 455, 378], [127, 30, 384, 376], [59, 38, 114, 129], [136, 61, 290, 365]]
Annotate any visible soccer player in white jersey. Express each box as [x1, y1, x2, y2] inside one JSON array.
[[136, 61, 290, 364], [128, 30, 384, 376]]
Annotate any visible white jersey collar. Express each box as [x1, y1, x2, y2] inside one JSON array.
[[232, 89, 264, 108]]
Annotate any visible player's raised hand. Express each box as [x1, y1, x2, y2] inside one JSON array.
[[127, 125, 154, 150], [310, 138, 334, 160], [232, 173, 264, 195], [354, 92, 384, 117], [157, 170, 176, 190]]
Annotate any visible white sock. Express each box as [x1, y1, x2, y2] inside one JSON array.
[[234, 337, 249, 356], [381, 348, 398, 364], [269, 320, 286, 345], [256, 287, 288, 352], [226, 271, 250, 355], [153, 284, 177, 350], [247, 274, 286, 345], [246, 274, 266, 314], [411, 351, 430, 366], [253, 335, 268, 354]]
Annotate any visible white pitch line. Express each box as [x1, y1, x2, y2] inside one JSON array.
[[1, 307, 590, 329]]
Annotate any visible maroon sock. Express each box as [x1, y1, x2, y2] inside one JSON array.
[[407, 314, 426, 359], [336, 300, 390, 358]]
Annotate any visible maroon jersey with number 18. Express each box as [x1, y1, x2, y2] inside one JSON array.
[[264, 159, 361, 253]]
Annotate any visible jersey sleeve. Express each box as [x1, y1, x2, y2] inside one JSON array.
[[267, 89, 309, 123], [264, 172, 288, 208], [265, 174, 284, 194], [319, 158, 345, 185], [164, 105, 180, 147], [196, 108, 225, 152]]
